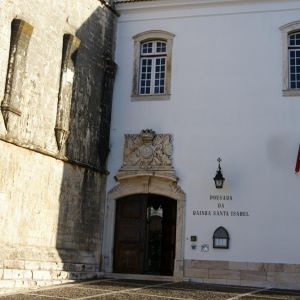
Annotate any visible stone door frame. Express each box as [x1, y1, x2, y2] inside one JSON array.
[[102, 172, 185, 280]]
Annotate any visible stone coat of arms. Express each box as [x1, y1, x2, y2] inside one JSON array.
[[121, 129, 174, 171]]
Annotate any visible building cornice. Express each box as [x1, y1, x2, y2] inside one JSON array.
[[115, 0, 300, 23], [115, 0, 300, 11]]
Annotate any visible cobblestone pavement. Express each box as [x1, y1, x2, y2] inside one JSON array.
[[1, 279, 300, 299]]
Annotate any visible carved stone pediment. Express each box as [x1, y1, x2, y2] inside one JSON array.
[[120, 129, 174, 172], [113, 129, 182, 198]]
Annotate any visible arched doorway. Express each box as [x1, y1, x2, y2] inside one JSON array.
[[102, 173, 185, 279], [113, 194, 176, 276]]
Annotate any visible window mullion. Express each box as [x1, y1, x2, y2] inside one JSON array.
[[289, 49, 292, 89], [150, 57, 156, 94], [153, 41, 157, 55], [139, 58, 143, 94]]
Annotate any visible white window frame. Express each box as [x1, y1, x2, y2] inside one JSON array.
[[132, 30, 175, 101], [139, 41, 167, 95], [280, 21, 300, 96]]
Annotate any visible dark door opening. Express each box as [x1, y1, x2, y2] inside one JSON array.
[[113, 194, 176, 276]]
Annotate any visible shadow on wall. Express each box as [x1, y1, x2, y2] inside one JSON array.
[[55, 6, 117, 280]]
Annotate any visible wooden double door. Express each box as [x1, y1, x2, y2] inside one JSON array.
[[113, 194, 177, 276]]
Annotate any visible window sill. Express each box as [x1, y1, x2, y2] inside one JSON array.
[[131, 94, 171, 101], [283, 89, 300, 97]]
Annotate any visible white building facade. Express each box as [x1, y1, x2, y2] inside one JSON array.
[[104, 0, 300, 289]]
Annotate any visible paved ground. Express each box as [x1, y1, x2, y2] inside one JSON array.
[[1, 279, 300, 299]]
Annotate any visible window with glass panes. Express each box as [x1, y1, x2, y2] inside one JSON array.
[[139, 41, 167, 95], [289, 32, 300, 89]]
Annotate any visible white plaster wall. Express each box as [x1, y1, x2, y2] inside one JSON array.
[[108, 0, 300, 264]]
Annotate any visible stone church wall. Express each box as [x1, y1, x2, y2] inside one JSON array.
[[0, 0, 116, 288]]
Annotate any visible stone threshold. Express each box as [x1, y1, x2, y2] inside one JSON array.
[[104, 272, 176, 282]]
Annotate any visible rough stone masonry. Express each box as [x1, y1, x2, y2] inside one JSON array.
[[0, 0, 117, 288]]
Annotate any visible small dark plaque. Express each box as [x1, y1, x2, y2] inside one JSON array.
[[190, 235, 197, 242]]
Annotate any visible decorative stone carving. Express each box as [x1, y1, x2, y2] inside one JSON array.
[[103, 54, 117, 80], [98, 55, 117, 168], [1, 19, 33, 131], [121, 129, 173, 171], [55, 34, 81, 151], [108, 184, 122, 195], [169, 182, 184, 195]]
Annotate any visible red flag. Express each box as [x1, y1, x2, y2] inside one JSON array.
[[295, 145, 300, 173]]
